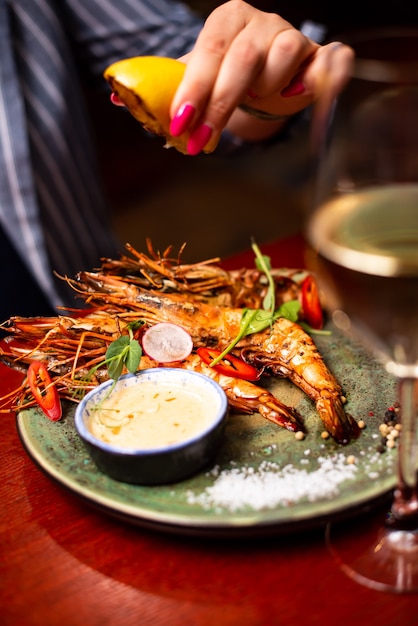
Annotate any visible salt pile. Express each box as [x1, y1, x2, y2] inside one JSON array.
[[186, 454, 358, 512]]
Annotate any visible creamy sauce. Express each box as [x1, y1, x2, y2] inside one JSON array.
[[87, 381, 220, 449]]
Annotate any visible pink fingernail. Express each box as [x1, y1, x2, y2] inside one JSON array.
[[187, 123, 213, 156], [281, 79, 305, 98], [110, 92, 124, 106], [170, 103, 195, 136]]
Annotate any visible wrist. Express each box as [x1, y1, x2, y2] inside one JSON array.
[[227, 105, 290, 142], [238, 103, 292, 122]]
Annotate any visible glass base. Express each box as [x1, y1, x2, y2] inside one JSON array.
[[325, 511, 418, 593]]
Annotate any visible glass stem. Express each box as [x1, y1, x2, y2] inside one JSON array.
[[390, 377, 418, 527]]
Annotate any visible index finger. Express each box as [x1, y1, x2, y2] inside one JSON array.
[[170, 3, 287, 122]]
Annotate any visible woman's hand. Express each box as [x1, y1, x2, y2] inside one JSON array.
[[170, 0, 354, 154]]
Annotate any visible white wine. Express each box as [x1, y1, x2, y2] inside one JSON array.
[[307, 184, 418, 365]]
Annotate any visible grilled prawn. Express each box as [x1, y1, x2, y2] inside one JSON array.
[[0, 315, 303, 434], [0, 242, 358, 443], [99, 240, 310, 312], [69, 273, 358, 443]]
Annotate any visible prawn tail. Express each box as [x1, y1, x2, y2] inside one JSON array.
[[316, 392, 360, 445], [180, 354, 305, 433], [256, 395, 305, 433], [226, 386, 305, 434]]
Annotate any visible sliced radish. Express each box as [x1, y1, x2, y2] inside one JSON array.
[[142, 322, 193, 363]]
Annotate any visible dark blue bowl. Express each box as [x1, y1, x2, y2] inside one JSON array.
[[74, 368, 228, 485]]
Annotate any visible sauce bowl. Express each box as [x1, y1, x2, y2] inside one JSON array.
[[74, 368, 228, 485]]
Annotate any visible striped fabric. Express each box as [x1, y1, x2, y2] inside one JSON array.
[[0, 0, 203, 309]]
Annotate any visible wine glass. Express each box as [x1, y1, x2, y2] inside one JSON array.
[[305, 28, 418, 593]]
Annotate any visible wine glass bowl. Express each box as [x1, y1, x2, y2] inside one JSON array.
[[306, 29, 418, 592], [308, 186, 418, 374]]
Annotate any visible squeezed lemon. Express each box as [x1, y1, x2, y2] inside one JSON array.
[[104, 56, 218, 154]]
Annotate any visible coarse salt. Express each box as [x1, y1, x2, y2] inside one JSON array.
[[185, 454, 358, 513]]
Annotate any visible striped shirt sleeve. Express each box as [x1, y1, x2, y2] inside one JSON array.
[[61, 0, 204, 83]]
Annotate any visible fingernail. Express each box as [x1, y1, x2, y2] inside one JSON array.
[[281, 79, 305, 98], [187, 123, 213, 156], [110, 92, 124, 106], [247, 89, 258, 98], [170, 103, 195, 136]]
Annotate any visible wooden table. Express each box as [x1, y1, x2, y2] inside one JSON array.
[[1, 234, 418, 626]]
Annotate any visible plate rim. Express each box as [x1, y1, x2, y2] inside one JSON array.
[[16, 407, 396, 537]]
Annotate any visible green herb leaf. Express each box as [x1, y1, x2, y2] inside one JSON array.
[[273, 300, 301, 323], [209, 244, 301, 367], [209, 300, 302, 367], [77, 322, 144, 401], [107, 357, 124, 381], [106, 335, 130, 360], [125, 339, 142, 373], [243, 309, 274, 334], [251, 241, 275, 313], [103, 324, 144, 380], [106, 335, 130, 380], [209, 309, 259, 366], [299, 321, 332, 336]]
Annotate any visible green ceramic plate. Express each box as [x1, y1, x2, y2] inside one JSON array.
[[17, 326, 398, 536]]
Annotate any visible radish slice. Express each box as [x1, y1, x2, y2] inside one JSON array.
[[142, 323, 193, 363]]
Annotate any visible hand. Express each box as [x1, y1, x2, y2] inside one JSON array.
[[169, 0, 354, 154]]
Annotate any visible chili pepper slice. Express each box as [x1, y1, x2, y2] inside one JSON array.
[[27, 361, 62, 421], [301, 275, 323, 330], [197, 347, 260, 381]]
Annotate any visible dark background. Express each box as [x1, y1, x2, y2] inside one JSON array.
[[190, 1, 418, 35]]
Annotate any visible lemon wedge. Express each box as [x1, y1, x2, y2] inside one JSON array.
[[104, 56, 218, 155]]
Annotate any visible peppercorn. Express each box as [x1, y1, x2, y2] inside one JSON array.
[[384, 408, 397, 424]]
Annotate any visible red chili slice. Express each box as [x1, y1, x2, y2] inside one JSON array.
[[301, 275, 323, 330], [197, 347, 260, 381], [27, 361, 62, 421]]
